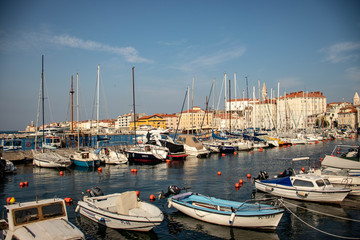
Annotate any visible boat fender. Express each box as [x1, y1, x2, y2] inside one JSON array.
[[229, 212, 236, 225], [95, 215, 105, 222], [75, 205, 80, 212], [168, 200, 172, 208]]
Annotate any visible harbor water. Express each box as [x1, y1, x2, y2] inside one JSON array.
[[1, 138, 360, 239]]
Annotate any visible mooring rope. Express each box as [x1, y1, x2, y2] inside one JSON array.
[[280, 199, 360, 239], [282, 199, 360, 223]]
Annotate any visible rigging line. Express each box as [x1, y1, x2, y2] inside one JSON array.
[[282, 199, 360, 223], [174, 88, 188, 140], [99, 70, 110, 120], [280, 200, 360, 240], [200, 81, 214, 131]]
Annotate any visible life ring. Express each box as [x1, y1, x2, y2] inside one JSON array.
[[25, 142, 31, 147]]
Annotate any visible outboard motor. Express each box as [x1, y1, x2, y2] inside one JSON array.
[[255, 170, 269, 180], [159, 185, 181, 199], [89, 187, 104, 197]]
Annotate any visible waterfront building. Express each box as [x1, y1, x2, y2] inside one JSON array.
[[277, 91, 326, 131], [338, 106, 358, 129], [178, 106, 213, 132], [325, 102, 352, 128], [130, 114, 166, 130], [354, 92, 360, 106], [115, 113, 145, 131], [159, 113, 179, 130]]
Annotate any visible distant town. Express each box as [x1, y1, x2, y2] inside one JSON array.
[[23, 87, 360, 135]]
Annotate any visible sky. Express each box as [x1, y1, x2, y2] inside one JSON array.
[[0, 0, 359, 131]]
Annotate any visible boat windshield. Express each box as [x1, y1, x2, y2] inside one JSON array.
[[14, 207, 39, 225], [293, 179, 314, 187], [316, 179, 325, 187]]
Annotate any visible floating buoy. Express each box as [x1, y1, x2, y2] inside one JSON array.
[[280, 172, 283, 175], [337, 151, 340, 154], [20, 182, 24, 187], [293, 143, 297, 146], [97, 167, 102, 172], [247, 173, 251, 178], [87, 189, 91, 193], [60, 171, 64, 176], [250, 151, 253, 154], [166, 159, 171, 163], [136, 190, 140, 197], [239, 179, 243, 184], [315, 141, 319, 144], [6, 197, 11, 203], [337, 148, 340, 151], [24, 181, 29, 186], [221, 153, 226, 157], [259, 148, 263, 152], [133, 169, 138, 173], [331, 154, 334, 156], [8, 197, 15, 204], [233, 152, 237, 155], [150, 194, 156, 201], [235, 183, 240, 188], [217, 171, 221, 176], [309, 143, 312, 145], [64, 197, 73, 203], [301, 167, 305, 172]]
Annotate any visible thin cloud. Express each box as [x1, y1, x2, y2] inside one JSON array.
[[278, 77, 304, 90], [345, 67, 360, 82], [49, 34, 152, 63], [177, 46, 246, 71], [320, 41, 360, 63], [157, 39, 188, 46]]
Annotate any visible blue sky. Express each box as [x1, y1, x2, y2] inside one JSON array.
[[0, 0, 359, 130]]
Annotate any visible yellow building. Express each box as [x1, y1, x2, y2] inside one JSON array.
[[130, 114, 166, 130], [178, 106, 213, 132]]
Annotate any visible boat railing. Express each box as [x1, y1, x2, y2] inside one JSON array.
[[236, 197, 283, 211]]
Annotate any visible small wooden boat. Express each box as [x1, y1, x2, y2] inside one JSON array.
[[76, 188, 164, 231], [0, 197, 85, 240], [168, 192, 284, 230]]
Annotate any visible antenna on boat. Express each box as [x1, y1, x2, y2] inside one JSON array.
[[132, 66, 136, 145]]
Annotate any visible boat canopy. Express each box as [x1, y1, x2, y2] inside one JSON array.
[[260, 177, 293, 187]]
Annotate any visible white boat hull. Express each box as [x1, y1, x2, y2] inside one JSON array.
[[255, 180, 350, 204]]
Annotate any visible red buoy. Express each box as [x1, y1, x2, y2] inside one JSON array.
[[98, 167, 102, 172], [221, 153, 225, 156], [239, 179, 243, 184], [24, 181, 29, 186], [235, 183, 240, 188], [217, 171, 221, 176], [20, 182, 24, 187], [59, 171, 64, 176], [136, 190, 140, 197], [150, 194, 156, 201], [247, 173, 251, 178], [301, 167, 305, 172], [64, 197, 73, 203]]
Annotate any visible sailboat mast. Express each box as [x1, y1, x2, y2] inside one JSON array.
[[229, 79, 231, 133], [41, 55, 45, 149], [96, 65, 100, 135], [77, 73, 80, 150], [132, 66, 136, 144], [70, 75, 74, 133]]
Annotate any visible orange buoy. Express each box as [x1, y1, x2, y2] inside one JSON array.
[[293, 143, 297, 146], [337, 151, 340, 154], [20, 182, 24, 187], [337, 148, 340, 151], [221, 153, 225, 156], [87, 189, 91, 193], [6, 197, 11, 203], [24, 181, 29, 186], [247, 173, 251, 178], [217, 171, 221, 176], [59, 171, 64, 176], [301, 167, 305, 172], [166, 159, 171, 163], [235, 183, 240, 188], [150, 194, 156, 201], [309, 143, 312, 145], [239, 179, 243, 184], [280, 172, 283, 175], [133, 169, 138, 173], [250, 151, 254, 154], [233, 151, 237, 155], [98, 167, 102, 172], [64, 197, 73, 203], [136, 190, 140, 197]]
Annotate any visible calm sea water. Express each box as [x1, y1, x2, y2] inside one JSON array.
[[1, 138, 360, 240]]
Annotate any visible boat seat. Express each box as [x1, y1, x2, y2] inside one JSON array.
[[116, 191, 139, 215]]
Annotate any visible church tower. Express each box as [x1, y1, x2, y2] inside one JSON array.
[[262, 82, 268, 100], [354, 92, 360, 106]]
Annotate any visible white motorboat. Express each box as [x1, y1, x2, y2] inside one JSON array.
[[32, 150, 71, 168], [76, 188, 164, 231], [310, 168, 360, 196], [254, 170, 351, 204], [167, 192, 284, 230], [0, 197, 85, 240], [95, 147, 128, 165], [176, 134, 210, 158]]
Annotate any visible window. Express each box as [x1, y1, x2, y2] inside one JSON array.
[[14, 207, 39, 224], [316, 179, 325, 187], [293, 179, 314, 187], [42, 203, 65, 219]]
